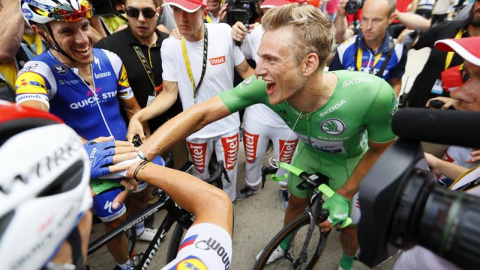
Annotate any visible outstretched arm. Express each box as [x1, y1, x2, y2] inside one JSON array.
[[140, 96, 232, 160], [126, 161, 233, 236]]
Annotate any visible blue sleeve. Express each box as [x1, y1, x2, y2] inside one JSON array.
[[328, 51, 343, 71], [389, 45, 407, 79]]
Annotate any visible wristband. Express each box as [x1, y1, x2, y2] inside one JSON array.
[[133, 160, 150, 181]]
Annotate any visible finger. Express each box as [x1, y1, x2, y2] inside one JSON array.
[[111, 152, 138, 164], [114, 140, 135, 147], [112, 145, 137, 155], [93, 136, 114, 143], [109, 158, 137, 172], [119, 178, 136, 190], [112, 191, 129, 210]]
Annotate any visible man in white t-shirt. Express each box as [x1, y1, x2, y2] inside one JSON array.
[[394, 36, 480, 270], [128, 0, 254, 200]]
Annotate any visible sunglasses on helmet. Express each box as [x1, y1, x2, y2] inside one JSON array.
[[53, 0, 93, 22], [126, 7, 156, 19]]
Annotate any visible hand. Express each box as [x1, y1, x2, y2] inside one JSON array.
[[424, 152, 442, 174], [319, 192, 350, 232], [425, 97, 456, 110], [169, 28, 181, 39], [337, 0, 348, 17], [231, 21, 247, 43], [89, 179, 138, 210], [84, 137, 138, 179], [219, 3, 228, 22], [127, 116, 146, 143], [467, 149, 480, 164]]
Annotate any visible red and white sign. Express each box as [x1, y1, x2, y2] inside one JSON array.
[[243, 131, 259, 164], [279, 139, 298, 163], [221, 134, 239, 170], [187, 142, 207, 173], [209, 56, 226, 66]]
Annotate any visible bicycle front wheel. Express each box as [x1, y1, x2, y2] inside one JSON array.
[[253, 213, 329, 270]]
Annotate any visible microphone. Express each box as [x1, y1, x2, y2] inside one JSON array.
[[392, 108, 480, 149]]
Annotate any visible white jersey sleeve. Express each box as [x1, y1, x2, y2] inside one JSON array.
[[161, 223, 232, 270]]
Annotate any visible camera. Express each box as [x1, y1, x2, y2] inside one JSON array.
[[90, 0, 116, 16], [357, 108, 480, 269], [225, 0, 258, 27], [345, 0, 364, 14]]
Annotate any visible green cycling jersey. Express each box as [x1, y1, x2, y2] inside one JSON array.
[[218, 70, 397, 159]]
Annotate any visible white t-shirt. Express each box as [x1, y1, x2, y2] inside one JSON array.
[[161, 223, 232, 270], [240, 25, 290, 128], [162, 23, 244, 140]]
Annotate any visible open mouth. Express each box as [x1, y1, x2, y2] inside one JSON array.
[[265, 80, 276, 95], [74, 46, 89, 54]]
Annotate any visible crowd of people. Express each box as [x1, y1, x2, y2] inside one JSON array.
[[1, 0, 480, 269]]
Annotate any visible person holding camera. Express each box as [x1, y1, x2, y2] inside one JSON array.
[[394, 36, 480, 270], [329, 0, 408, 96]]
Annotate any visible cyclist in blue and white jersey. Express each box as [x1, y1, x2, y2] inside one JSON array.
[[14, 1, 151, 269]]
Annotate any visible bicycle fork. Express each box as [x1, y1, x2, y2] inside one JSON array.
[[293, 195, 330, 268]]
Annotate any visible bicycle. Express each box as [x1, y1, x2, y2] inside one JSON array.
[[254, 161, 352, 270], [86, 159, 229, 270]]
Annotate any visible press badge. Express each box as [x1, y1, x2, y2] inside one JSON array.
[[431, 79, 444, 95]]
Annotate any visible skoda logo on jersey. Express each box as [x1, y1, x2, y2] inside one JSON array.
[[321, 119, 345, 135], [53, 65, 68, 75]]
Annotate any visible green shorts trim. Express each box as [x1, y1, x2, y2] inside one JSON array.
[[91, 178, 123, 195], [287, 142, 363, 199]]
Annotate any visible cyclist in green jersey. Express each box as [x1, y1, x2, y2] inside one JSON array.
[[138, 4, 397, 269]]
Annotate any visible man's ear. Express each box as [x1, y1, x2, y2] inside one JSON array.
[[303, 53, 320, 76], [31, 25, 47, 42]]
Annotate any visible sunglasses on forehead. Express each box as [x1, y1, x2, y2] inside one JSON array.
[[126, 7, 156, 19]]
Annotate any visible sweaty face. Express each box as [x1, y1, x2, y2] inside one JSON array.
[[48, 19, 93, 65], [255, 27, 306, 105], [126, 0, 158, 41], [450, 62, 480, 111], [360, 0, 391, 45], [172, 6, 205, 41]]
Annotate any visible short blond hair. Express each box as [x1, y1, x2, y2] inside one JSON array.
[[261, 4, 335, 69]]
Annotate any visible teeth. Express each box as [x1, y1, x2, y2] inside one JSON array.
[[264, 80, 274, 84]]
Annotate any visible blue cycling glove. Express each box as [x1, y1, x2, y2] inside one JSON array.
[[84, 140, 115, 179]]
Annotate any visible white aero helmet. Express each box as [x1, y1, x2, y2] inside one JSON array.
[[20, 0, 94, 26], [0, 101, 92, 270]]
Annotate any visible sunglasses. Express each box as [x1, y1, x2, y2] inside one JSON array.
[[126, 7, 156, 19]]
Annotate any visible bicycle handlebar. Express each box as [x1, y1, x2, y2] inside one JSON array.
[[274, 161, 352, 228], [203, 160, 227, 190]]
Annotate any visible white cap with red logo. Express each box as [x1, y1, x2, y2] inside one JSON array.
[[435, 37, 480, 66]]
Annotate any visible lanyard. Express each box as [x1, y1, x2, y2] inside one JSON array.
[[356, 49, 382, 74], [181, 24, 208, 103], [444, 29, 465, 70], [133, 45, 156, 95], [206, 14, 212, 23]]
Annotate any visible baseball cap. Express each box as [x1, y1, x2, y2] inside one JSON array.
[[435, 37, 480, 67], [260, 0, 308, 9], [163, 0, 208, 13]]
